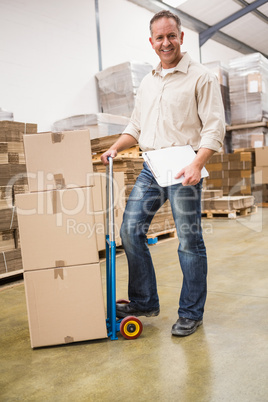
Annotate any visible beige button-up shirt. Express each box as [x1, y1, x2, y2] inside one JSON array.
[[123, 52, 225, 152]]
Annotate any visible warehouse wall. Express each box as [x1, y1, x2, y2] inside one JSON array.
[[0, 0, 243, 132], [0, 0, 99, 132]]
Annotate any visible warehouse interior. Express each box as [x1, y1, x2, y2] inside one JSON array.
[[1, 0, 268, 401]]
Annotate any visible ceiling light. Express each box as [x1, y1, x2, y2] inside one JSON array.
[[163, 0, 188, 7]]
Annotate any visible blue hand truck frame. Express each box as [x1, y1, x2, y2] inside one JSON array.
[[105, 157, 120, 340], [105, 157, 143, 340]]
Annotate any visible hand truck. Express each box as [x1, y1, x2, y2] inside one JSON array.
[[105, 157, 143, 340]]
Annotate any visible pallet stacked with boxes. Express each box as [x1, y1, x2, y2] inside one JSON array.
[[229, 124, 268, 151], [226, 53, 268, 153], [254, 147, 268, 204], [203, 53, 268, 215], [0, 121, 37, 277], [205, 151, 254, 196], [229, 53, 268, 126], [203, 151, 256, 218], [201, 193, 255, 219], [16, 129, 107, 348], [204, 61, 231, 126], [95, 61, 153, 117]]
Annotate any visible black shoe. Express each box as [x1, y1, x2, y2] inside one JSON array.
[[116, 303, 160, 318], [171, 317, 203, 337]]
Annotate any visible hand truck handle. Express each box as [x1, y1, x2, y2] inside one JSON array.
[[106, 156, 115, 242]]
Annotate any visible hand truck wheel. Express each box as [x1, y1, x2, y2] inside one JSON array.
[[116, 299, 130, 304], [120, 316, 143, 340]]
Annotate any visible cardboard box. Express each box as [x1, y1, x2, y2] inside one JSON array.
[[24, 263, 107, 348], [251, 134, 267, 148], [16, 187, 99, 271], [23, 129, 94, 192], [95, 61, 152, 117], [208, 170, 252, 179], [0, 249, 22, 275], [254, 167, 268, 184], [92, 172, 125, 248], [92, 174, 104, 212], [92, 171, 125, 211], [222, 161, 252, 170], [202, 196, 254, 211], [94, 211, 106, 251], [222, 186, 251, 195], [255, 147, 268, 167], [248, 73, 262, 93], [201, 190, 223, 199]]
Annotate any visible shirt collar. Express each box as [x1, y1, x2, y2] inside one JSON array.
[[152, 52, 191, 76]]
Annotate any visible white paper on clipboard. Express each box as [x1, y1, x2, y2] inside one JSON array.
[[142, 145, 209, 187]]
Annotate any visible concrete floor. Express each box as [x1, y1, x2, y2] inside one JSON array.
[[1, 208, 268, 402]]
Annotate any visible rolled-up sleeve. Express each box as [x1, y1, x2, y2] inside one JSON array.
[[197, 73, 226, 152]]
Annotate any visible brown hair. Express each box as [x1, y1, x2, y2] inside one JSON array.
[[150, 10, 182, 36]]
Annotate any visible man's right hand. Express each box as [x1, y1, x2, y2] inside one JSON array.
[[100, 149, 118, 165]]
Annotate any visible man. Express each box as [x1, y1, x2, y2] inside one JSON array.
[[101, 10, 225, 336]]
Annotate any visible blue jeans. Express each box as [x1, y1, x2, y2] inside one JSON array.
[[120, 163, 207, 321]]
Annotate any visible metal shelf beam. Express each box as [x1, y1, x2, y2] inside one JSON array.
[[199, 0, 268, 47]]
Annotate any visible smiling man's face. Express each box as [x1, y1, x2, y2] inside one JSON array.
[[149, 17, 184, 69]]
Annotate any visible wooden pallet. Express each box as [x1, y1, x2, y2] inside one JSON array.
[[92, 145, 142, 161], [256, 203, 268, 208], [147, 228, 177, 243], [0, 269, 23, 281], [226, 119, 268, 131], [202, 205, 258, 219]]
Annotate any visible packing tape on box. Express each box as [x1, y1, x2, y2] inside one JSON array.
[[64, 336, 74, 343], [51, 132, 64, 143], [10, 206, 16, 229], [1, 251, 8, 272], [53, 174, 66, 189], [51, 190, 60, 214], [56, 260, 66, 267], [54, 267, 64, 280]]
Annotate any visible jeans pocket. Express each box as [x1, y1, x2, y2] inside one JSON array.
[[195, 178, 203, 191], [129, 179, 153, 201], [129, 171, 155, 201]]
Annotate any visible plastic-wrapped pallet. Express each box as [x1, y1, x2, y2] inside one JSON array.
[[229, 53, 268, 125], [203, 61, 231, 125], [231, 126, 268, 150], [95, 61, 153, 117], [52, 113, 129, 140], [0, 108, 13, 121]]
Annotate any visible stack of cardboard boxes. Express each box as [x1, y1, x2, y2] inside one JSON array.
[[52, 113, 130, 141], [204, 61, 231, 126], [92, 170, 125, 250], [95, 61, 152, 117], [204, 147, 268, 205], [230, 126, 268, 150], [0, 121, 37, 276], [229, 53, 268, 125], [16, 129, 107, 348], [254, 146, 268, 203], [205, 151, 253, 196]]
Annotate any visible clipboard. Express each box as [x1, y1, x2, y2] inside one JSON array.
[[142, 145, 209, 187]]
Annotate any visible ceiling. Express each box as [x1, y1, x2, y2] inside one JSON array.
[[128, 0, 268, 58]]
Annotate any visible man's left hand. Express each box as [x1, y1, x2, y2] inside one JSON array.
[[174, 163, 202, 186]]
